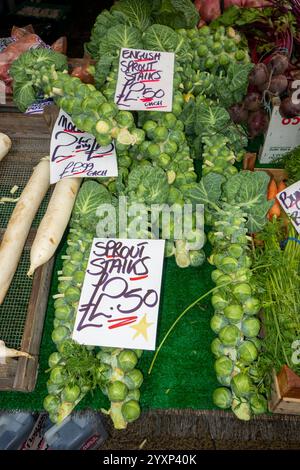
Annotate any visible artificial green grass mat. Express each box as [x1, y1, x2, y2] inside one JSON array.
[[0, 240, 218, 412]]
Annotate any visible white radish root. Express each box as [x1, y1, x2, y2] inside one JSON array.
[[0, 132, 12, 161], [28, 177, 82, 276], [0, 340, 33, 365], [0, 158, 50, 305]]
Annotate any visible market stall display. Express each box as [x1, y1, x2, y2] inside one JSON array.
[[1, 0, 300, 444]]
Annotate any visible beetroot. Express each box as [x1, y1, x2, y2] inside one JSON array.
[[229, 104, 249, 124], [279, 97, 300, 118], [243, 92, 261, 112], [249, 63, 269, 87], [247, 110, 269, 138], [269, 54, 289, 76], [269, 75, 288, 94]]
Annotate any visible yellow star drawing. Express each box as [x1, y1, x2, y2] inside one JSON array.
[[131, 314, 154, 341]]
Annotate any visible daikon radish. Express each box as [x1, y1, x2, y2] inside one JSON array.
[[28, 177, 82, 276], [0, 340, 33, 365], [0, 157, 50, 305], [0, 132, 12, 161]]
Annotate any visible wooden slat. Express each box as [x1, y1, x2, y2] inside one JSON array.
[[0, 110, 54, 391]]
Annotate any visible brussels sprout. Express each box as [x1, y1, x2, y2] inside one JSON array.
[[241, 317, 260, 338], [222, 346, 237, 361], [147, 143, 161, 158], [121, 400, 141, 422], [216, 274, 232, 286], [116, 111, 134, 128], [224, 304, 244, 323], [162, 113, 177, 129], [153, 126, 168, 142], [232, 283, 252, 302], [227, 244, 243, 259], [243, 297, 261, 316], [133, 349, 143, 359], [124, 369, 143, 390], [100, 102, 118, 118], [107, 381, 128, 402], [143, 120, 157, 138], [189, 249, 206, 267], [219, 257, 239, 273], [211, 270, 223, 284], [55, 305, 73, 321], [48, 352, 62, 369], [127, 389, 141, 401], [237, 341, 258, 364], [249, 337, 262, 352], [210, 314, 228, 334], [47, 380, 63, 395], [62, 384, 81, 403], [231, 373, 252, 397], [211, 293, 228, 311], [231, 397, 251, 421], [164, 240, 175, 257], [214, 355, 234, 377], [95, 120, 112, 135], [65, 286, 81, 303], [157, 153, 171, 169], [118, 350, 138, 372], [43, 395, 60, 414], [50, 366, 67, 385], [51, 326, 69, 344], [211, 338, 223, 357], [219, 324, 241, 346], [213, 387, 232, 409], [131, 128, 145, 145], [250, 394, 267, 415], [217, 375, 231, 386]]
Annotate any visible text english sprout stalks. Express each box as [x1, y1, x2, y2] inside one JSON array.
[[96, 197, 204, 250]]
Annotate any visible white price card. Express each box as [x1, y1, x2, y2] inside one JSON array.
[[72, 238, 165, 351], [50, 109, 118, 184], [277, 180, 300, 234], [260, 106, 300, 163], [114, 48, 174, 112]]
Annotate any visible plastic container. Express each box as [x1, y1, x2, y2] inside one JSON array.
[[0, 412, 35, 450], [43, 412, 107, 450]]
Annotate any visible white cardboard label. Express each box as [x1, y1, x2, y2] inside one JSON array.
[[259, 106, 300, 163], [277, 180, 300, 233], [50, 110, 118, 184], [72, 238, 165, 351], [115, 48, 174, 112]]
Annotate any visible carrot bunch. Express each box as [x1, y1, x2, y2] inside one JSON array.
[[267, 177, 286, 220]]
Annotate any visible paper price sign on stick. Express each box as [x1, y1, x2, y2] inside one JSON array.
[[277, 180, 300, 233], [115, 48, 174, 112], [50, 110, 118, 184], [259, 106, 300, 164], [72, 238, 165, 351]]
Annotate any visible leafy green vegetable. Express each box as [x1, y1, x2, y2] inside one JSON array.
[[222, 171, 273, 233], [194, 101, 230, 137], [143, 24, 180, 52], [151, 0, 199, 29], [99, 24, 142, 56], [72, 181, 112, 231], [112, 0, 152, 30], [126, 165, 169, 205]]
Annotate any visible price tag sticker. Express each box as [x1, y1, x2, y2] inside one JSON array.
[[72, 238, 165, 351], [115, 48, 174, 112], [259, 106, 300, 163], [277, 180, 300, 233], [50, 109, 118, 184]]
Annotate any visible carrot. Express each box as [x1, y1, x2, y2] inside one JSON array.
[[268, 179, 287, 220], [277, 180, 287, 193], [267, 178, 278, 200]]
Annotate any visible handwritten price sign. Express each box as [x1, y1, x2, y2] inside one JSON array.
[[277, 180, 300, 233], [72, 238, 165, 350], [50, 110, 118, 184], [114, 48, 174, 112], [260, 106, 300, 164]]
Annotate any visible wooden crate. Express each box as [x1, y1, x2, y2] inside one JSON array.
[[0, 109, 54, 392], [269, 369, 300, 416]]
